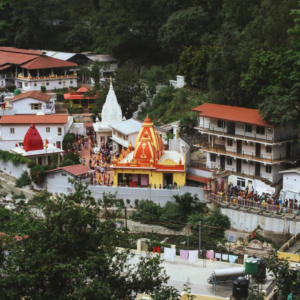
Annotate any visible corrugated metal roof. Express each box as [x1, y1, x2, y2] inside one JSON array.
[[44, 51, 77, 61], [109, 118, 168, 135], [192, 103, 274, 128], [87, 54, 118, 62]]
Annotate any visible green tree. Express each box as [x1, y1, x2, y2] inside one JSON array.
[[178, 46, 210, 86], [143, 65, 169, 97], [114, 64, 145, 118], [0, 180, 170, 299], [158, 7, 209, 59]]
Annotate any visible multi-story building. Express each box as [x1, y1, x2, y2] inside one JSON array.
[[192, 103, 299, 193]]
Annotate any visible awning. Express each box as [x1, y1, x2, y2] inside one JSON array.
[[186, 174, 210, 184]]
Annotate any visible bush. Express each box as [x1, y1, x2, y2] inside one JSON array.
[[41, 85, 46, 93], [15, 171, 31, 188], [5, 85, 16, 92], [60, 152, 80, 166], [131, 200, 162, 223]]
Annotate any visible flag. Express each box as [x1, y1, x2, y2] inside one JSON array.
[[45, 139, 48, 148], [250, 230, 256, 238]]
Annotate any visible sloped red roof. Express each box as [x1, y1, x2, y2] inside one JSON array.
[[0, 47, 43, 55], [0, 51, 38, 66], [77, 86, 90, 93], [186, 174, 210, 184], [0, 115, 69, 125], [46, 165, 92, 176], [0, 64, 12, 71], [192, 103, 274, 128], [11, 91, 51, 102], [21, 56, 77, 70]]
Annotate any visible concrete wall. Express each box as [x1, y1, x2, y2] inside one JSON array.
[[0, 158, 30, 179], [221, 207, 300, 235]]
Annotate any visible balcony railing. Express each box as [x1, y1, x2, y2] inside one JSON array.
[[16, 74, 77, 81], [202, 143, 288, 164], [196, 122, 298, 143]]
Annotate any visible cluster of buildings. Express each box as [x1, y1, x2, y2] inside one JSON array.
[[0, 47, 300, 202]]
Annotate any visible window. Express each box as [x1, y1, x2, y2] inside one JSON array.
[[237, 178, 246, 188], [61, 173, 67, 176], [34, 83, 37, 87], [31, 103, 42, 110], [222, 137, 225, 140], [56, 141, 61, 148], [10, 128, 15, 134], [46, 127, 50, 133], [250, 142, 253, 146], [227, 139, 233, 146], [70, 81, 73, 84], [217, 120, 225, 128], [46, 82, 49, 86], [59, 81, 61, 85], [210, 154, 216, 162], [24, 83, 28, 87], [266, 145, 272, 153], [266, 165, 272, 173], [58, 127, 62, 135], [256, 126, 265, 135], [244, 141, 248, 145], [227, 158, 232, 165], [18, 142, 23, 147], [245, 124, 252, 132], [243, 160, 248, 164]]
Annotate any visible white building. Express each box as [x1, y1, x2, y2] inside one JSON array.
[[9, 91, 55, 114], [93, 80, 122, 146], [0, 114, 72, 151], [279, 168, 300, 205], [44, 165, 92, 194], [193, 103, 299, 194], [0, 47, 78, 91], [109, 118, 168, 152]]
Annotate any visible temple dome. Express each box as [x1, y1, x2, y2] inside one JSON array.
[[101, 80, 122, 127], [23, 123, 44, 152], [133, 131, 157, 161]]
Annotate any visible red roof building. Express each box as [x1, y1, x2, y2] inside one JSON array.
[[21, 56, 77, 70], [0, 115, 68, 125], [192, 103, 274, 128], [46, 165, 92, 176], [11, 91, 51, 102], [63, 86, 97, 109]]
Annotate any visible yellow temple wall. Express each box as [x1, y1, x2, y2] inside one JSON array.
[[113, 169, 186, 187]]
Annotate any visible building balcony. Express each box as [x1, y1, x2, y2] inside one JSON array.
[[195, 123, 298, 144], [201, 143, 295, 164], [15, 74, 77, 81]]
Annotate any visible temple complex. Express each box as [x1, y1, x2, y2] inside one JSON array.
[[93, 79, 123, 146], [10, 123, 63, 165], [112, 117, 186, 188]]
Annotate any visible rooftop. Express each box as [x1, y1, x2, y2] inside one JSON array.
[[0, 51, 38, 66], [11, 91, 51, 102], [0, 115, 69, 125], [192, 103, 274, 128], [87, 54, 118, 62], [0, 47, 43, 55], [46, 165, 92, 176], [279, 168, 300, 174], [109, 118, 168, 135], [21, 55, 77, 70]]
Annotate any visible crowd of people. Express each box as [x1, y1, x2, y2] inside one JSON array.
[[70, 133, 120, 187], [216, 184, 300, 215]]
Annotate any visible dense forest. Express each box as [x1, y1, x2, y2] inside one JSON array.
[[1, 0, 300, 126]]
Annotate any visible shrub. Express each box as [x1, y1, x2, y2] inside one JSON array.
[[59, 158, 75, 167], [15, 171, 31, 188], [60, 152, 80, 165], [5, 85, 16, 92], [41, 85, 46, 93], [63, 133, 74, 150]]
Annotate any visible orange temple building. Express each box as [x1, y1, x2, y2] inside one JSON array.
[[112, 117, 186, 188]]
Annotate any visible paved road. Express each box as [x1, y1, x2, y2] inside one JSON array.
[[128, 252, 273, 297]]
